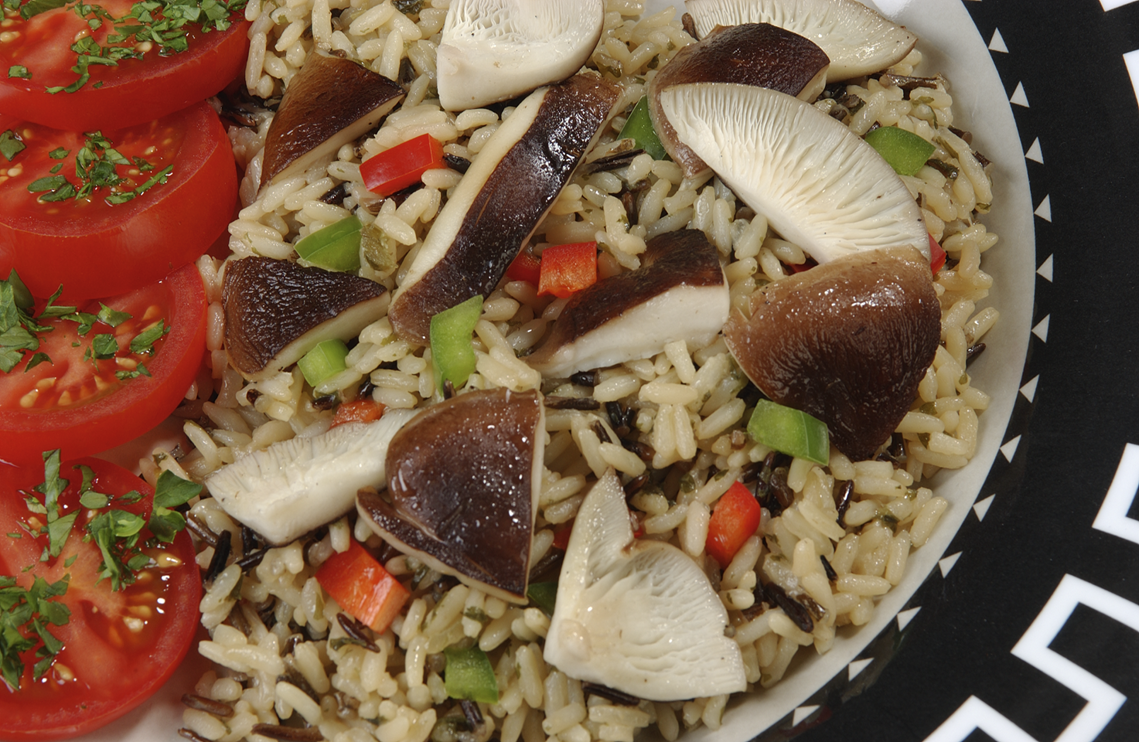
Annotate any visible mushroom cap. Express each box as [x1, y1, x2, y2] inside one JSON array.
[[660, 82, 929, 265], [526, 229, 729, 378], [388, 73, 622, 344], [724, 246, 941, 461], [260, 52, 404, 188], [437, 0, 605, 111], [222, 256, 389, 381], [648, 23, 830, 179], [357, 388, 545, 603], [544, 469, 747, 701], [685, 0, 918, 80]]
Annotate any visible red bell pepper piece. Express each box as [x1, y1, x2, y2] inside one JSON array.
[[361, 133, 445, 197], [929, 233, 947, 274], [315, 540, 410, 633], [705, 481, 763, 568], [506, 248, 542, 285], [538, 242, 598, 298], [330, 399, 386, 428]]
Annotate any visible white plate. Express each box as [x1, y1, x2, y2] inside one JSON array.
[[79, 1, 1035, 739]]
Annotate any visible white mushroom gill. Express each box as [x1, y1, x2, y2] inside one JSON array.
[[544, 469, 746, 701], [205, 409, 415, 545], [685, 0, 918, 80], [660, 82, 929, 264], [437, 0, 605, 111]]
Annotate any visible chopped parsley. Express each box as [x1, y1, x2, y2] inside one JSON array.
[[25, 131, 173, 206], [13, 0, 247, 95], [6, 65, 31, 79], [0, 130, 25, 162], [1, 453, 201, 688], [0, 270, 170, 374]]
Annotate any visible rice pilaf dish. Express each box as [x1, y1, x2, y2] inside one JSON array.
[[155, 1, 1002, 741]]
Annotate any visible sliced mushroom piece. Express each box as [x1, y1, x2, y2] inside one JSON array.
[[648, 23, 829, 179], [223, 256, 388, 381], [205, 409, 416, 545], [685, 0, 917, 80], [526, 230, 729, 379], [724, 246, 940, 462], [357, 388, 545, 604], [544, 469, 746, 701], [388, 73, 623, 344], [260, 52, 404, 188], [660, 82, 929, 264], [437, 0, 605, 111]]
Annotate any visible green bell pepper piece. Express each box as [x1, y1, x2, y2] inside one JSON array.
[[618, 96, 667, 160], [443, 645, 498, 704], [429, 295, 483, 395], [294, 215, 363, 272], [747, 399, 830, 465], [863, 126, 936, 177], [297, 338, 350, 388]]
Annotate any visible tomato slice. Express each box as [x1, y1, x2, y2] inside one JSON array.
[[0, 457, 202, 740], [0, 101, 237, 301], [0, 0, 250, 132], [0, 262, 207, 467]]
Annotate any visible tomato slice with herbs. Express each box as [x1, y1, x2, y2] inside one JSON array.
[[0, 455, 202, 740], [0, 0, 250, 132], [0, 262, 208, 467], [0, 100, 237, 302]]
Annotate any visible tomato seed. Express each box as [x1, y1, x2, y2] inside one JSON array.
[[153, 552, 185, 568], [19, 389, 38, 408], [117, 357, 139, 370], [6, 164, 21, 177], [57, 390, 72, 406], [124, 616, 145, 633], [0, 31, 19, 43]]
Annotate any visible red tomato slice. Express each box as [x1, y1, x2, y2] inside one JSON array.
[[0, 100, 237, 301], [0, 262, 207, 467], [0, 457, 202, 740], [0, 0, 250, 132]]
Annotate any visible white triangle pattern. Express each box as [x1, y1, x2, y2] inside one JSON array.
[[939, 552, 962, 578], [848, 658, 873, 681], [897, 607, 921, 631], [988, 29, 1008, 53], [1035, 195, 1052, 221], [1037, 254, 1053, 282], [1033, 315, 1050, 342], [973, 494, 995, 521], [1026, 138, 1044, 163], [1010, 82, 1030, 107], [1001, 435, 1021, 462], [1020, 375, 1039, 402], [792, 706, 820, 726]]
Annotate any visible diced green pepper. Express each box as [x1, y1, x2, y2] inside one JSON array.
[[618, 96, 667, 160], [294, 215, 363, 272], [297, 338, 350, 387], [443, 645, 498, 704], [746, 399, 830, 465], [429, 295, 483, 395], [526, 581, 557, 616], [863, 126, 936, 177]]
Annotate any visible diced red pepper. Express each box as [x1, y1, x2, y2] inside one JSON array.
[[538, 242, 598, 298], [506, 248, 542, 285], [361, 133, 445, 197], [330, 399, 386, 428], [705, 481, 763, 569], [316, 540, 410, 633], [929, 233, 947, 274], [551, 521, 574, 550]]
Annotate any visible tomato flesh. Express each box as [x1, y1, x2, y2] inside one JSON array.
[[0, 1, 250, 132], [0, 457, 201, 740], [0, 262, 207, 467], [0, 101, 237, 302]]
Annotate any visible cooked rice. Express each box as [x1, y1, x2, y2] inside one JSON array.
[[144, 1, 1003, 740]]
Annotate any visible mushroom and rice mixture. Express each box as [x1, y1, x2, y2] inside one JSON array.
[[152, 1, 1002, 741]]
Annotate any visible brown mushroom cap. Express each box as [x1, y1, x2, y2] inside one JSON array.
[[260, 53, 405, 188], [649, 23, 830, 179], [527, 229, 730, 378], [222, 256, 388, 380], [388, 73, 623, 344], [724, 246, 941, 461], [357, 388, 545, 603]]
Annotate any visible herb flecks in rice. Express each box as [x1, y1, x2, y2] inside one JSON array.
[[159, 1, 1003, 741]]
